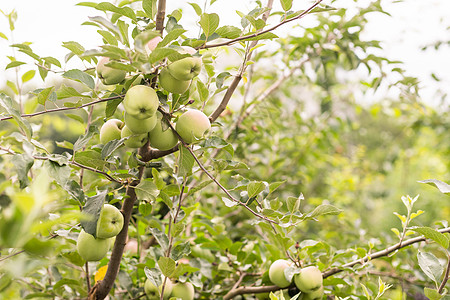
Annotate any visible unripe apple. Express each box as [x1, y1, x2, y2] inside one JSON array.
[[300, 285, 324, 300], [144, 278, 173, 300], [124, 112, 157, 134], [294, 266, 323, 293], [122, 85, 159, 119], [76, 230, 111, 262], [96, 204, 124, 239], [97, 57, 127, 85], [124, 238, 138, 255], [148, 112, 178, 151], [171, 281, 195, 300], [99, 119, 124, 144], [145, 36, 163, 54], [159, 68, 191, 94], [167, 57, 202, 81], [269, 259, 292, 288], [175, 109, 211, 144], [121, 125, 148, 148]]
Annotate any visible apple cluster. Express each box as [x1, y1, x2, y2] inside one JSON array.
[[76, 204, 124, 262], [267, 259, 324, 300], [144, 277, 195, 300], [97, 39, 212, 149]]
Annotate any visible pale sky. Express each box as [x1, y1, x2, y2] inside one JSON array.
[[0, 0, 449, 107]]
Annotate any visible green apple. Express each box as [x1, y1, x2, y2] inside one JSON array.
[[124, 112, 157, 134], [99, 119, 124, 144], [294, 266, 323, 293], [175, 109, 211, 144], [300, 285, 324, 300], [97, 57, 127, 85], [96, 204, 124, 239], [148, 112, 179, 151], [171, 282, 195, 300], [159, 68, 191, 94], [121, 125, 148, 148], [167, 57, 202, 81], [76, 230, 111, 262], [122, 85, 159, 119], [144, 278, 173, 300], [269, 259, 292, 288]]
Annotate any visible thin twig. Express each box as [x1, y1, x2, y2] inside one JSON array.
[[183, 144, 278, 224], [0, 94, 124, 122], [223, 227, 450, 299], [200, 0, 324, 50]]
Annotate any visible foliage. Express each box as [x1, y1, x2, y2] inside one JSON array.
[[0, 0, 449, 299]]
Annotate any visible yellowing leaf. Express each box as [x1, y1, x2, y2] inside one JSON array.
[[95, 265, 108, 282]]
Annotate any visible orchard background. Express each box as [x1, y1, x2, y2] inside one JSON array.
[[0, 0, 449, 299]]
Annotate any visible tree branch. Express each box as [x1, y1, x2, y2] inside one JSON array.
[[183, 144, 278, 224], [322, 227, 450, 278], [208, 0, 275, 123], [0, 94, 124, 122], [223, 227, 450, 299], [201, 0, 324, 50]]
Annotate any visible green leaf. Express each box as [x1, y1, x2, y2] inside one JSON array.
[[33, 87, 57, 105], [280, 0, 292, 11], [417, 250, 445, 285], [196, 80, 209, 103], [12, 153, 34, 189], [411, 226, 449, 249], [63, 69, 95, 89], [56, 84, 89, 99], [149, 48, 179, 64], [105, 96, 123, 117], [158, 28, 186, 48], [73, 125, 97, 152], [158, 256, 176, 277], [178, 146, 194, 177], [45, 160, 71, 189], [418, 179, 450, 194], [95, 2, 136, 21], [0, 93, 33, 140], [74, 150, 107, 169], [135, 179, 159, 202], [216, 26, 242, 39], [222, 197, 237, 208], [247, 181, 265, 198], [305, 204, 342, 219], [149, 228, 169, 252], [144, 267, 162, 287], [142, 0, 157, 19], [241, 32, 278, 42], [139, 202, 152, 217], [188, 2, 202, 16], [0, 31, 7, 40], [171, 242, 190, 261], [62, 41, 85, 56], [88, 16, 122, 41], [42, 56, 61, 68], [101, 138, 125, 159], [81, 192, 106, 237], [199, 13, 219, 38], [286, 195, 302, 213], [21, 70, 35, 83], [5, 61, 26, 69], [424, 288, 444, 300]]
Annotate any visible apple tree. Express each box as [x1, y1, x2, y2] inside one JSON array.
[[0, 0, 449, 299]]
